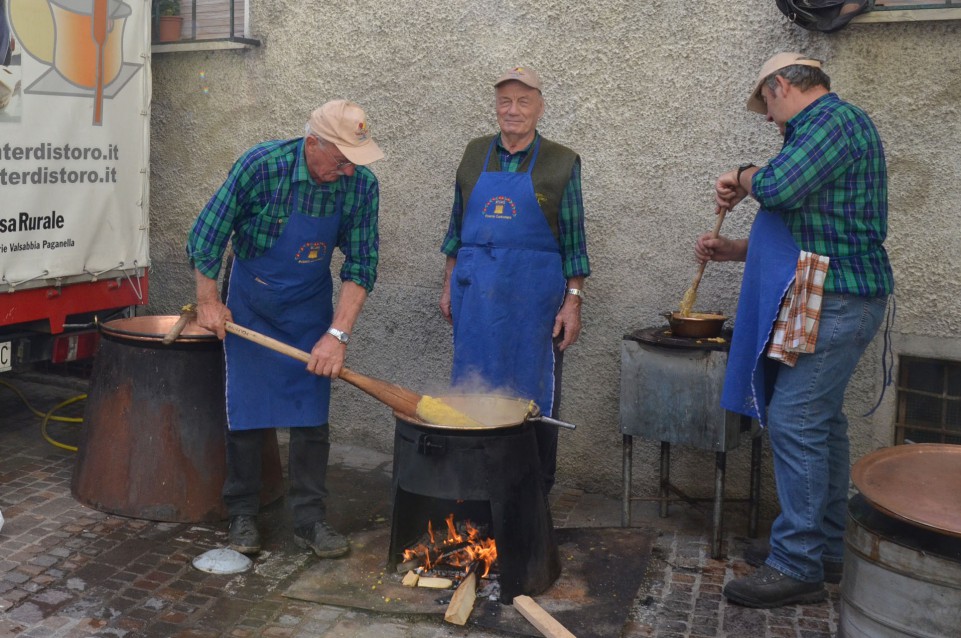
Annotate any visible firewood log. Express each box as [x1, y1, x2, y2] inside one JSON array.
[[444, 567, 478, 626], [416, 576, 453, 589]]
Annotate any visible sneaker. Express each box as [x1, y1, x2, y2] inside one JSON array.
[[228, 515, 261, 555], [294, 521, 350, 558], [723, 564, 827, 608], [743, 540, 843, 584]]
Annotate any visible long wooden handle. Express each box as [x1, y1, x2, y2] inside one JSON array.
[[162, 304, 197, 345], [162, 314, 192, 345], [689, 206, 728, 292], [223, 321, 421, 416]]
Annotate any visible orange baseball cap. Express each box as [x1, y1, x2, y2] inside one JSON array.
[[308, 100, 384, 165]]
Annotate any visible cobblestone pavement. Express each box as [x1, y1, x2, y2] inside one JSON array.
[[0, 372, 840, 637]]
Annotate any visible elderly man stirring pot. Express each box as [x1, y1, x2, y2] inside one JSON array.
[[696, 53, 893, 608], [439, 67, 590, 494], [187, 100, 383, 559]]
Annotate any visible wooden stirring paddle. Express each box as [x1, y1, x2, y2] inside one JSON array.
[[224, 321, 422, 417], [679, 205, 728, 317], [223, 321, 481, 425]]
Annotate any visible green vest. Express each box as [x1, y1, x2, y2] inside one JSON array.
[[456, 134, 578, 240]]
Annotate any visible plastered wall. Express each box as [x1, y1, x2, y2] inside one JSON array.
[[147, 0, 961, 507]]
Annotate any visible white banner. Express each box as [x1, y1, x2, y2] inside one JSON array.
[[0, 0, 150, 291]]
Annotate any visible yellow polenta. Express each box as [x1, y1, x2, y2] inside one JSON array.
[[415, 396, 485, 427]]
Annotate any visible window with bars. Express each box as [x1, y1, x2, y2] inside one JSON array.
[[154, 0, 253, 43], [895, 356, 961, 445]]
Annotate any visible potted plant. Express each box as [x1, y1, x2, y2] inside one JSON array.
[[155, 0, 183, 43]]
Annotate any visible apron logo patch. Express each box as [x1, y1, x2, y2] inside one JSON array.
[[483, 195, 517, 220], [295, 242, 328, 263]]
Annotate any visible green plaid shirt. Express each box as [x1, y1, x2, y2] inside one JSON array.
[[752, 93, 893, 296], [186, 138, 379, 291], [441, 133, 591, 279]]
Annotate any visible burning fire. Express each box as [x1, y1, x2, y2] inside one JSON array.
[[401, 514, 498, 577]]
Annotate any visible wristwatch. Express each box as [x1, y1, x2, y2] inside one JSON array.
[[566, 288, 585, 299], [736, 163, 757, 187], [326, 327, 350, 345]]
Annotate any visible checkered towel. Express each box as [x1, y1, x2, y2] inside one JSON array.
[[767, 251, 830, 367]]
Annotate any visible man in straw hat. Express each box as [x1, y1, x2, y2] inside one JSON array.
[[187, 99, 384, 559], [438, 66, 590, 495], [695, 53, 893, 608]]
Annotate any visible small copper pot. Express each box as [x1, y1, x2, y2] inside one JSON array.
[[664, 311, 728, 338]]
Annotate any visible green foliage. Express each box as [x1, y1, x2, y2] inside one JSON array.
[[155, 0, 180, 17]]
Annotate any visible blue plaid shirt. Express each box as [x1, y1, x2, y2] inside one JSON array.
[[186, 138, 379, 292]]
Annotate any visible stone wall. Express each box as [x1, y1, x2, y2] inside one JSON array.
[[147, 0, 961, 504]]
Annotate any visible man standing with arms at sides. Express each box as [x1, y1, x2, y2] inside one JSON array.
[[696, 53, 893, 608], [439, 67, 590, 494], [187, 100, 383, 559]]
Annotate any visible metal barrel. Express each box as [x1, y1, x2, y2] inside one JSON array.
[[839, 493, 961, 637], [71, 316, 284, 523]]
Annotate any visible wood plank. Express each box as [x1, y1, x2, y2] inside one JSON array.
[[851, 8, 961, 21], [415, 576, 452, 589], [443, 572, 476, 626], [401, 570, 419, 587], [513, 595, 577, 638]]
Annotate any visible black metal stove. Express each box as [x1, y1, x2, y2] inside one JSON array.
[[387, 415, 560, 603]]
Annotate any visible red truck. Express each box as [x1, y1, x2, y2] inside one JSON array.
[[0, 0, 150, 372]]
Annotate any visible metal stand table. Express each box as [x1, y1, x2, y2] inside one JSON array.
[[619, 327, 762, 558]]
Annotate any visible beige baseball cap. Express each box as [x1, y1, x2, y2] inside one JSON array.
[[494, 66, 543, 92], [308, 100, 384, 165], [747, 53, 823, 114]]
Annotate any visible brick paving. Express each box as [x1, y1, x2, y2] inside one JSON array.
[[0, 372, 840, 637]]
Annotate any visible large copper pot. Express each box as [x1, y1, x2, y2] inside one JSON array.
[[72, 315, 284, 523]]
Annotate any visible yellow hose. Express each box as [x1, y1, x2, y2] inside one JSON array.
[[0, 379, 86, 452]]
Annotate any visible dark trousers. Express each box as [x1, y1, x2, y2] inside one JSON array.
[[535, 344, 564, 495], [222, 425, 330, 528]]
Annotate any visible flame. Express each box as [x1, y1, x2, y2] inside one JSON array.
[[400, 514, 498, 578]]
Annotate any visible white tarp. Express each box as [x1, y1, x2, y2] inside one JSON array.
[[0, 0, 150, 292]]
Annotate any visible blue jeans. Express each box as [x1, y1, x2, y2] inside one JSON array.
[[765, 293, 888, 583]]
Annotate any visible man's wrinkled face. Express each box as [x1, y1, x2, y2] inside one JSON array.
[[305, 136, 356, 183], [495, 81, 544, 140]]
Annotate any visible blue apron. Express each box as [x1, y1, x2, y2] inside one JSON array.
[[721, 210, 800, 425], [450, 137, 566, 415], [224, 194, 342, 431]]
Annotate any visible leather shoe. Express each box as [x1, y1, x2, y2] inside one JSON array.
[[294, 521, 349, 558], [743, 541, 843, 584], [228, 515, 261, 555], [724, 564, 827, 608]]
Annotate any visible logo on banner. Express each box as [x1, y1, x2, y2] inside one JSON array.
[[482, 195, 517, 220], [295, 242, 328, 264], [8, 0, 144, 126]]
